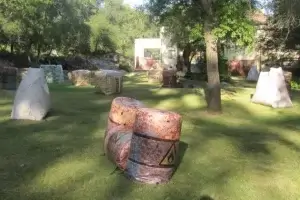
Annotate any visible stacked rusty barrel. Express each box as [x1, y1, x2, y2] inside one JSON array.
[[105, 97, 183, 184], [104, 97, 145, 170]]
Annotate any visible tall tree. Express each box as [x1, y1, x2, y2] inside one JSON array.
[[201, 0, 221, 113], [148, 0, 256, 113], [257, 0, 300, 55], [272, 0, 300, 29], [88, 0, 158, 57], [0, 0, 95, 56]]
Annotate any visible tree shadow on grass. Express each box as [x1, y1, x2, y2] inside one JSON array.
[[99, 81, 300, 199], [0, 86, 112, 200], [199, 195, 215, 200], [174, 141, 189, 175], [2, 81, 300, 200]]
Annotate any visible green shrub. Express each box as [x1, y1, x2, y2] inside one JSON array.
[[118, 56, 133, 72], [219, 58, 229, 75], [291, 80, 300, 89]]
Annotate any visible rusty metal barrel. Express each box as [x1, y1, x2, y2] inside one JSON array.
[[104, 97, 144, 154], [162, 70, 177, 88], [125, 108, 182, 184], [106, 126, 132, 170]]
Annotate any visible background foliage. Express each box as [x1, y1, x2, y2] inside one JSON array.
[[0, 0, 159, 61]]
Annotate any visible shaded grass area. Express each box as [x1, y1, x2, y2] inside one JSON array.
[[1, 72, 300, 200]]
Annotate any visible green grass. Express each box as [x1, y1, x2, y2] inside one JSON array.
[[1, 72, 300, 200]]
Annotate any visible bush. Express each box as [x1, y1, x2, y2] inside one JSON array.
[[119, 56, 133, 72], [291, 79, 300, 89]]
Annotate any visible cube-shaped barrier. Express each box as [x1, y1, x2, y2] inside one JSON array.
[[94, 70, 124, 95], [40, 65, 64, 84]]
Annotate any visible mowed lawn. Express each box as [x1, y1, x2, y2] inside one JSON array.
[[1, 72, 300, 200]]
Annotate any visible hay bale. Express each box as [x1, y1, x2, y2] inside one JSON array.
[[69, 70, 92, 86], [90, 70, 105, 86], [148, 70, 163, 83], [94, 70, 124, 95]]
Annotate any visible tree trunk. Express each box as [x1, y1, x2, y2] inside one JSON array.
[[204, 19, 222, 113], [10, 40, 14, 53], [47, 48, 53, 57], [37, 42, 42, 61], [183, 45, 191, 73], [26, 40, 33, 56]]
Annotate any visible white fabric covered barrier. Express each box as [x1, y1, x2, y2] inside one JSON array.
[[251, 72, 270, 105], [247, 66, 259, 81], [40, 65, 64, 83], [251, 67, 293, 108], [11, 68, 51, 120]]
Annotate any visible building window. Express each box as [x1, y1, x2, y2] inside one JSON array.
[[144, 48, 161, 60]]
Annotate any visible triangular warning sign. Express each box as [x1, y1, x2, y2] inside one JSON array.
[[159, 143, 177, 166]]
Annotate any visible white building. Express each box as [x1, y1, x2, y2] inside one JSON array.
[[134, 27, 178, 70]]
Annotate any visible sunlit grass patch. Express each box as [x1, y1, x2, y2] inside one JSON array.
[[1, 74, 300, 200]]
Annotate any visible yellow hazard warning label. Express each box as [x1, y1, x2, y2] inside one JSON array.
[[159, 143, 177, 166]]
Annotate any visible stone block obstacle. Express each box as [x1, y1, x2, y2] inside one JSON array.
[[104, 97, 182, 184]]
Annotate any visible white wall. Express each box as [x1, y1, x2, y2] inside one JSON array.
[[134, 38, 162, 69], [134, 27, 178, 70]]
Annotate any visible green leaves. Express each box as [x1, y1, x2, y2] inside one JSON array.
[[87, 0, 158, 56], [0, 0, 159, 57], [148, 0, 256, 48]]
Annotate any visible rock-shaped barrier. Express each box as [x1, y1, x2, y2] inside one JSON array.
[[11, 68, 50, 120]]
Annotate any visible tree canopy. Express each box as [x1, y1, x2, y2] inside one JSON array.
[[147, 0, 258, 112], [0, 0, 158, 59]]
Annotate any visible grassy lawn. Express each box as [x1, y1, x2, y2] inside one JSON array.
[[1, 72, 300, 200]]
